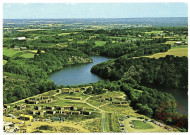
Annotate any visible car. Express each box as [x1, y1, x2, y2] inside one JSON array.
[[121, 128, 125, 130], [126, 116, 130, 118], [137, 117, 144, 119], [119, 118, 124, 121], [129, 121, 133, 124], [120, 124, 124, 127], [29, 123, 32, 126], [150, 120, 155, 122], [19, 122, 24, 124]]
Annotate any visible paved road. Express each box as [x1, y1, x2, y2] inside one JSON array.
[[102, 112, 106, 132]]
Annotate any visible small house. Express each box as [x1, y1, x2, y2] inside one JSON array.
[[46, 106, 55, 110], [112, 101, 121, 105], [17, 37, 26, 40], [175, 42, 182, 45], [83, 111, 91, 115], [121, 101, 128, 104], [39, 111, 45, 116], [63, 110, 70, 115], [4, 104, 10, 109], [70, 106, 78, 111], [78, 107, 86, 112], [57, 107, 64, 111], [29, 97, 36, 100], [57, 110, 63, 114], [34, 106, 42, 110], [69, 89, 75, 95], [71, 111, 80, 115], [74, 89, 80, 93], [57, 89, 62, 93], [63, 106, 72, 110], [33, 110, 38, 115], [16, 104, 26, 110], [62, 88, 70, 94], [3, 108, 7, 113], [46, 110, 56, 115], [27, 100, 39, 104], [20, 47, 27, 50]]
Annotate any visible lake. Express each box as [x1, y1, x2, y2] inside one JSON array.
[[49, 55, 188, 115], [48, 55, 111, 86]]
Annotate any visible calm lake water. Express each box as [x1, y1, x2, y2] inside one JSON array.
[[159, 88, 188, 115], [48, 55, 188, 114], [48, 56, 111, 86]]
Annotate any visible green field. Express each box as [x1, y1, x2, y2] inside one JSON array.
[[3, 48, 37, 59], [95, 41, 106, 46], [20, 53, 35, 58], [132, 120, 154, 129], [3, 60, 8, 65], [3, 48, 23, 57], [145, 31, 163, 34], [144, 48, 188, 58]]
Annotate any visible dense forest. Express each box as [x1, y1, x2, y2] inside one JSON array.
[[91, 55, 188, 90], [3, 48, 92, 103]]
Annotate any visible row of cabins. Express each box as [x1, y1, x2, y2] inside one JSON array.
[[103, 97, 126, 102], [57, 88, 81, 95], [28, 105, 91, 116], [112, 101, 128, 107], [57, 86, 93, 95], [25, 96, 53, 104], [4, 104, 28, 112]]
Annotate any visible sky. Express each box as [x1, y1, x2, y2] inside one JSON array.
[[3, 3, 188, 19]]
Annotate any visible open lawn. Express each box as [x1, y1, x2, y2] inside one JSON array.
[[145, 31, 163, 34], [95, 41, 106, 46], [16, 29, 46, 32], [144, 48, 188, 59], [20, 53, 35, 58], [3, 48, 23, 57], [132, 120, 154, 129], [58, 33, 71, 36], [124, 117, 174, 132]]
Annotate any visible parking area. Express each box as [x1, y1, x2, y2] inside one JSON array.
[[119, 116, 175, 133]]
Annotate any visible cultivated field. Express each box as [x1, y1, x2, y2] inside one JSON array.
[[144, 48, 188, 59]]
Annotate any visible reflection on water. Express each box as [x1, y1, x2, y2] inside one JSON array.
[[48, 56, 111, 86]]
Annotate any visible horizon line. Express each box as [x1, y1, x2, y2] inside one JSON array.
[[3, 17, 188, 20]]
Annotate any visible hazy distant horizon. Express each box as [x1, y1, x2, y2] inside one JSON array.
[[3, 3, 188, 19], [3, 17, 188, 20]]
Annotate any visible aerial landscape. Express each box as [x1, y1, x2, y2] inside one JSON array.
[[2, 3, 188, 133]]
